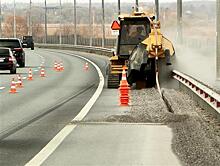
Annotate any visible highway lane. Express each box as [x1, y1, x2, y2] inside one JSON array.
[[0, 49, 42, 90], [0, 49, 182, 166], [0, 48, 108, 165]]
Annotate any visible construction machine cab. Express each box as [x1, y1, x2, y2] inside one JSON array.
[[117, 15, 151, 58]]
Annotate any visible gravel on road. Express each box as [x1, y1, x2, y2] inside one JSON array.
[[105, 88, 220, 166]]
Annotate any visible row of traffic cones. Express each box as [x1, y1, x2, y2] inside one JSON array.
[[54, 61, 88, 72], [8, 60, 91, 94], [9, 67, 46, 94], [28, 67, 46, 80], [9, 60, 67, 94], [54, 61, 64, 72]]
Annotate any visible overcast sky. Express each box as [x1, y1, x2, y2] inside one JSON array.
[[1, 0, 215, 4]]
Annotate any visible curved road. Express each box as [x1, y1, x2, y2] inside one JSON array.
[[0, 48, 109, 166], [0, 48, 180, 166]]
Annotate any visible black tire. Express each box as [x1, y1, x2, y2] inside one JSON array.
[[127, 70, 139, 86], [19, 61, 25, 68], [10, 67, 16, 74], [107, 74, 120, 88], [146, 59, 156, 87], [31, 43, 34, 50]]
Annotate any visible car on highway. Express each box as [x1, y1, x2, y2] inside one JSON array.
[[0, 48, 17, 74], [0, 38, 25, 67], [22, 36, 34, 50]]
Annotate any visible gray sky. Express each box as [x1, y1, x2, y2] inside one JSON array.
[[1, 0, 215, 4]]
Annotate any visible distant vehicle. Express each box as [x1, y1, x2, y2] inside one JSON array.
[[0, 38, 25, 67], [0, 48, 17, 74], [22, 36, 34, 50]]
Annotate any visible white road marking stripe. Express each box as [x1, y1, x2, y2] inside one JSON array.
[[25, 125, 76, 166], [33, 52, 45, 63], [25, 53, 104, 166], [72, 54, 104, 121], [22, 77, 27, 80], [34, 70, 39, 72], [0, 87, 5, 90], [38, 67, 41, 69]]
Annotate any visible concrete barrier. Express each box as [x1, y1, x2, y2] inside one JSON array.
[[35, 43, 114, 57]]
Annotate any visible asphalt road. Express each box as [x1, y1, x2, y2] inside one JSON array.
[[0, 48, 180, 166], [0, 48, 109, 166]]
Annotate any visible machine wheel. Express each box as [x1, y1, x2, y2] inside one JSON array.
[[10, 67, 16, 74], [107, 74, 120, 88], [19, 61, 25, 68], [145, 59, 156, 87], [31, 44, 34, 50]]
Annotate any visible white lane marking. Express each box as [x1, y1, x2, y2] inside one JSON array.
[[33, 52, 46, 67], [34, 70, 39, 72], [25, 53, 105, 166], [25, 125, 76, 166], [38, 67, 41, 69], [0, 87, 5, 90], [22, 77, 27, 80], [71, 54, 104, 121]]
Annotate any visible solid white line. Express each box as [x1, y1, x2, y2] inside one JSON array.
[[22, 77, 27, 80], [25, 53, 104, 166], [72, 54, 104, 121], [34, 70, 39, 72], [25, 125, 76, 166], [0, 87, 5, 90]]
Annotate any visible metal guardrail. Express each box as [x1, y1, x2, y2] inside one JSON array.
[[173, 70, 220, 114], [35, 43, 114, 57]]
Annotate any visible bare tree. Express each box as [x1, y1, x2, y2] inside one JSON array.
[[62, 24, 73, 36], [55, 24, 73, 36], [32, 23, 44, 37], [3, 15, 28, 37]]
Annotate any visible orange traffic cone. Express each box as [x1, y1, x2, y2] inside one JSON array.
[[16, 74, 23, 88], [56, 63, 61, 72], [9, 78, 17, 93], [40, 67, 46, 77], [54, 61, 58, 70], [84, 62, 89, 71], [118, 66, 130, 106], [60, 62, 64, 71], [28, 69, 33, 80]]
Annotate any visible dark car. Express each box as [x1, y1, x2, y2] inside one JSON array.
[[0, 38, 25, 67], [22, 36, 34, 50], [0, 48, 17, 74]]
